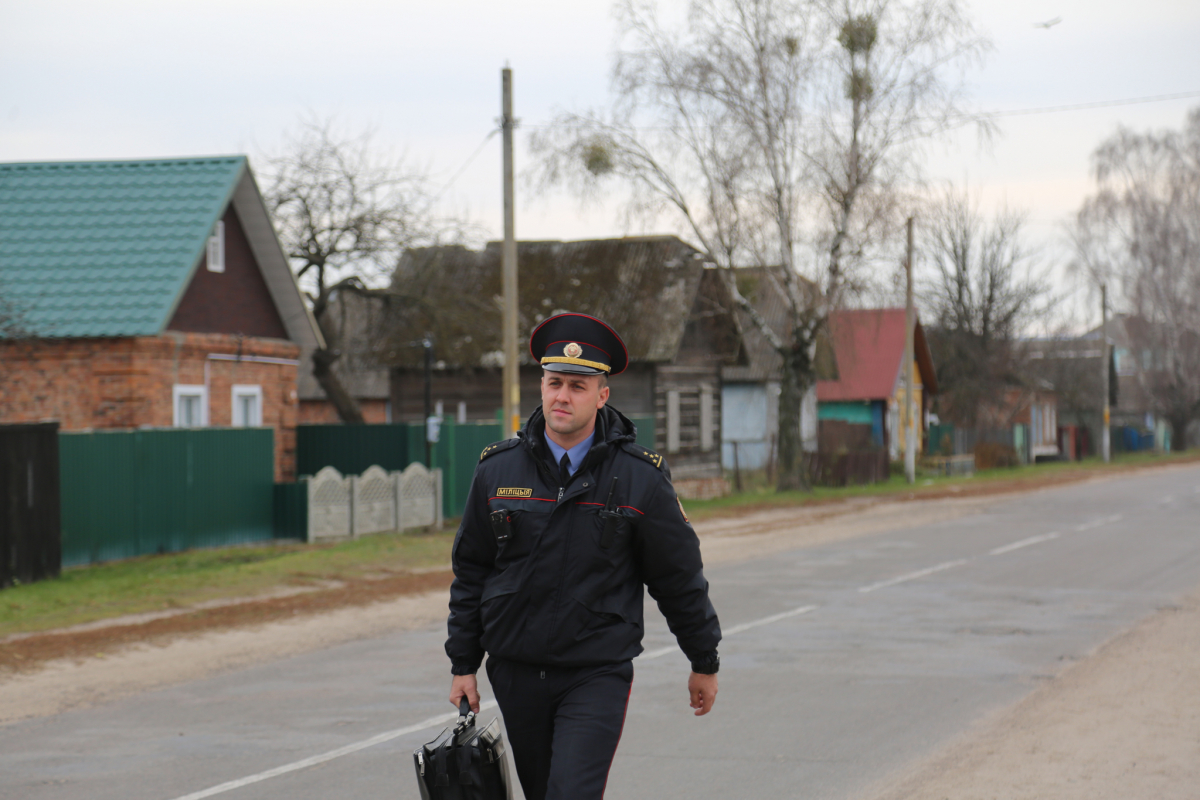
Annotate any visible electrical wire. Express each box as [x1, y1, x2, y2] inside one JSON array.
[[521, 89, 1200, 131], [434, 128, 499, 202], [981, 90, 1200, 118]]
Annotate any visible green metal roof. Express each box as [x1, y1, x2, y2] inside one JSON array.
[[0, 156, 246, 338]]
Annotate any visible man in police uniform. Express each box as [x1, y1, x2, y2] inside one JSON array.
[[446, 312, 722, 800]]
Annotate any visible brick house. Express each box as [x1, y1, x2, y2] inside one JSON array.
[[0, 157, 323, 480]]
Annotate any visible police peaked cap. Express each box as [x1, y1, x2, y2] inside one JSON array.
[[529, 313, 629, 376]]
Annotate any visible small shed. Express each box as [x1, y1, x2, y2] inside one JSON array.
[[816, 308, 938, 460]]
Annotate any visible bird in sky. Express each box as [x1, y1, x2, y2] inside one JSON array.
[[1033, 16, 1063, 29]]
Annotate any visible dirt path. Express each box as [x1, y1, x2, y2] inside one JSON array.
[[861, 585, 1200, 800]]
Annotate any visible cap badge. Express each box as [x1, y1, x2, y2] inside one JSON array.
[[564, 342, 583, 358]]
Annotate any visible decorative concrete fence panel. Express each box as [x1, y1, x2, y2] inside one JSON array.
[[352, 465, 396, 537], [307, 466, 351, 541], [396, 462, 443, 532], [304, 463, 442, 542]]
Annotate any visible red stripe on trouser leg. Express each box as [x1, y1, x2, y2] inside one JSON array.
[[601, 672, 634, 799]]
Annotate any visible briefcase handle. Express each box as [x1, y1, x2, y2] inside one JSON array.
[[454, 697, 475, 735]]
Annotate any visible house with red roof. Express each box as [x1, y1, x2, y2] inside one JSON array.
[[816, 308, 937, 459]]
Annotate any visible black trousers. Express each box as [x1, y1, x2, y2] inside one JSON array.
[[486, 656, 633, 800]]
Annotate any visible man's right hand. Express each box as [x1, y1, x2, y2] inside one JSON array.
[[450, 674, 480, 713]]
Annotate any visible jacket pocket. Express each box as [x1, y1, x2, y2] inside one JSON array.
[[555, 587, 643, 652], [479, 570, 526, 645]]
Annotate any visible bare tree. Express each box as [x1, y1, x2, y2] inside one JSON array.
[[810, 0, 991, 296], [531, 0, 987, 489], [263, 119, 454, 423], [1073, 108, 1200, 449], [921, 187, 1048, 426]]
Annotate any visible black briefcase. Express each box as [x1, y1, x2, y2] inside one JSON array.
[[413, 698, 512, 800]]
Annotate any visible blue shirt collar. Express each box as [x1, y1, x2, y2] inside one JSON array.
[[545, 429, 595, 477]]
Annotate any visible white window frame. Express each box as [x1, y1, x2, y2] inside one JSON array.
[[666, 390, 681, 453], [231, 384, 263, 427], [173, 384, 209, 428], [207, 220, 225, 273], [699, 385, 714, 452]]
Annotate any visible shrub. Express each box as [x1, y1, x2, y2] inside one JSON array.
[[975, 441, 1019, 469]]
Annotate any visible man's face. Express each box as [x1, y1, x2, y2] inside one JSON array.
[[541, 370, 610, 438]]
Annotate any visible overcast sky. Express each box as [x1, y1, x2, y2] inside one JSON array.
[[3, 0, 1199, 328]]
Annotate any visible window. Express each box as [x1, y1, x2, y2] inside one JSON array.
[[173, 385, 208, 427], [207, 220, 225, 273], [1114, 347, 1135, 376], [231, 385, 263, 427]]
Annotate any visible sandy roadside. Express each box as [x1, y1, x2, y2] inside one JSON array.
[[861, 585, 1200, 800], [0, 589, 452, 725]]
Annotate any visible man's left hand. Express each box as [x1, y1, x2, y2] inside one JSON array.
[[688, 671, 718, 716]]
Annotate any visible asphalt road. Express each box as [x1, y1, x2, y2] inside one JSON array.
[[3, 464, 1199, 800]]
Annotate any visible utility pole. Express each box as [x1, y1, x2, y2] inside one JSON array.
[[500, 66, 520, 439], [1101, 283, 1110, 463], [904, 217, 917, 484]]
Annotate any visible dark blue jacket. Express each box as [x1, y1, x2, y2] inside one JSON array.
[[446, 404, 721, 673]]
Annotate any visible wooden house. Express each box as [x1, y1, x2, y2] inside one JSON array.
[[297, 289, 392, 424], [719, 266, 825, 471], [0, 156, 323, 480], [314, 236, 745, 495]]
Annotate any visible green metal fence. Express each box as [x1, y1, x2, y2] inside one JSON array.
[[295, 424, 414, 478], [59, 428, 275, 567], [295, 416, 656, 521], [272, 482, 308, 540]]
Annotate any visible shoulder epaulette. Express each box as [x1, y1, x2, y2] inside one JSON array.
[[622, 441, 665, 470], [479, 438, 521, 462]]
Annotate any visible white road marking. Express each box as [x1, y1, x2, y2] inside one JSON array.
[[638, 645, 681, 660], [857, 560, 968, 593], [1075, 513, 1123, 532], [722, 604, 819, 636], [989, 532, 1061, 556], [639, 604, 820, 660], [166, 701, 498, 800]]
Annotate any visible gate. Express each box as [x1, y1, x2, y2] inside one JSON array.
[[0, 422, 62, 586]]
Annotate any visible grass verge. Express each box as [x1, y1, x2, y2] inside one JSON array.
[[2, 450, 1195, 641], [681, 450, 1200, 522], [0, 530, 454, 639]]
